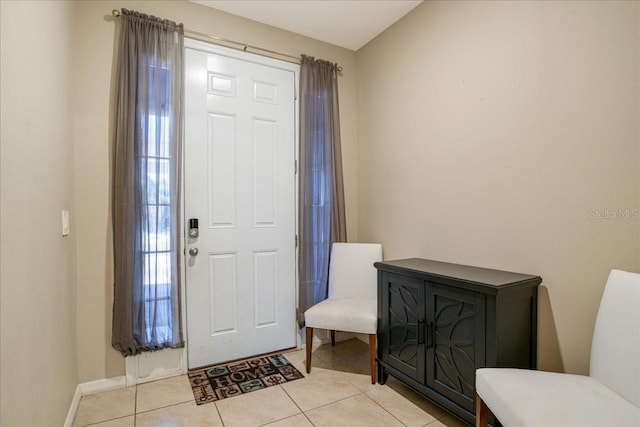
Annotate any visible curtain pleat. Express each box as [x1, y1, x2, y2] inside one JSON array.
[[298, 55, 347, 326], [112, 9, 184, 356]]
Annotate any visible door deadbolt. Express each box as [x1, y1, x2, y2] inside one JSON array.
[[189, 218, 199, 238], [189, 247, 199, 256]]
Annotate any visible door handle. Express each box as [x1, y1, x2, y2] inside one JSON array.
[[418, 319, 425, 344], [426, 322, 434, 349], [189, 247, 199, 256]]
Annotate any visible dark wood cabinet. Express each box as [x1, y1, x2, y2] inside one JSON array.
[[376, 259, 541, 426]]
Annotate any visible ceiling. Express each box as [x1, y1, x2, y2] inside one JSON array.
[[192, 1, 423, 51]]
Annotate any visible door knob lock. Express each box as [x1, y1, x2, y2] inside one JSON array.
[[189, 247, 199, 256]]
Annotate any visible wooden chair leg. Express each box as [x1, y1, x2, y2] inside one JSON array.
[[368, 334, 376, 384], [305, 327, 313, 374], [475, 392, 488, 427], [330, 330, 336, 346]]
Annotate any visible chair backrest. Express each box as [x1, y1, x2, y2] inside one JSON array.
[[589, 269, 640, 407], [327, 243, 383, 300]]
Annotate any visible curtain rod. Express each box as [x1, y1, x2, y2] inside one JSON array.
[[111, 9, 343, 72]]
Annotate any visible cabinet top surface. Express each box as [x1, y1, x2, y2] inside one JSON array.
[[375, 258, 541, 288]]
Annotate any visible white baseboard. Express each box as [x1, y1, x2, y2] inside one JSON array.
[[80, 376, 127, 395], [355, 333, 370, 344], [133, 366, 185, 384], [63, 385, 82, 427], [63, 376, 127, 427], [64, 368, 186, 426], [298, 328, 357, 347]]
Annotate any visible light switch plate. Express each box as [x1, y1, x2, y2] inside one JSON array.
[[62, 210, 70, 236]]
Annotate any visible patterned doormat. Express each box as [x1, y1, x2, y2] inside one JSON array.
[[188, 354, 304, 405]]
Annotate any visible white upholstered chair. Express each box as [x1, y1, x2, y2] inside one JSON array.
[[304, 242, 383, 384], [476, 269, 640, 427]]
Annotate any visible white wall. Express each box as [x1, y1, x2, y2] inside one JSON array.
[[357, 0, 639, 374], [0, 1, 79, 424]]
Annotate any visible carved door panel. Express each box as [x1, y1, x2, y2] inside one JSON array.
[[426, 283, 485, 412], [380, 272, 426, 382]]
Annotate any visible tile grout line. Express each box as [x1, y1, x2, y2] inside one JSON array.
[[279, 383, 317, 426], [195, 368, 227, 427], [359, 390, 410, 427], [134, 398, 196, 415], [133, 384, 137, 427], [390, 386, 450, 422], [298, 391, 365, 414], [208, 354, 307, 426], [77, 390, 138, 427], [292, 346, 380, 421], [90, 342, 429, 426], [213, 400, 226, 427], [370, 381, 466, 427]]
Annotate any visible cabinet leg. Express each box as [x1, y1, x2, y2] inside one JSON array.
[[377, 365, 388, 385]]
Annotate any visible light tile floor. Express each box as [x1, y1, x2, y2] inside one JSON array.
[[73, 339, 469, 427]]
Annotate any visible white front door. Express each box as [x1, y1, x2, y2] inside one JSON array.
[[184, 41, 298, 369]]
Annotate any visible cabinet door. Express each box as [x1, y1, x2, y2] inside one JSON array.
[[426, 282, 485, 412], [380, 272, 426, 382]]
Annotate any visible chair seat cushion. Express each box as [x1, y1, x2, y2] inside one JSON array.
[[304, 298, 376, 334], [476, 368, 640, 427]]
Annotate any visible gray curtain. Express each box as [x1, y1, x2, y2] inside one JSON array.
[[112, 9, 185, 356], [298, 55, 347, 326]]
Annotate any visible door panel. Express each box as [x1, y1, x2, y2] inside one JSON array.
[[208, 253, 237, 335], [185, 43, 297, 369], [207, 113, 236, 228], [381, 272, 426, 382], [426, 283, 483, 412]]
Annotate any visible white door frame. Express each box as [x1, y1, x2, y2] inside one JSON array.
[[125, 38, 300, 384]]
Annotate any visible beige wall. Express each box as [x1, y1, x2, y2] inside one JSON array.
[[357, 0, 640, 374], [2, 1, 638, 422], [72, 0, 359, 382], [0, 1, 79, 425]]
